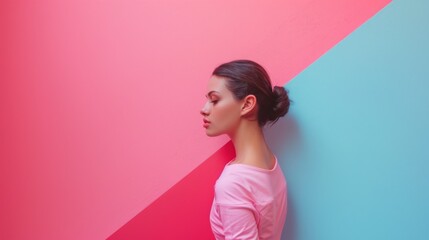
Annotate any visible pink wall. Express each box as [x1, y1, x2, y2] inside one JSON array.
[[0, 0, 390, 239]]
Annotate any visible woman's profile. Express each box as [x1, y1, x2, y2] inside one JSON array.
[[200, 60, 290, 240]]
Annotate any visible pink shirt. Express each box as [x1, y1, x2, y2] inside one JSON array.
[[210, 158, 287, 240]]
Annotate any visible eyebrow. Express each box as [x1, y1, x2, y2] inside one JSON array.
[[205, 91, 220, 98]]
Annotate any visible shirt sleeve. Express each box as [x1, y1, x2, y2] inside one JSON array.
[[216, 203, 259, 240], [214, 174, 259, 240]]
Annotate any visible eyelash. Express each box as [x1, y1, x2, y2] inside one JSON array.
[[210, 100, 219, 104]]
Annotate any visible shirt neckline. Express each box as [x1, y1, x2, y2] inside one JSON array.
[[226, 156, 278, 172]]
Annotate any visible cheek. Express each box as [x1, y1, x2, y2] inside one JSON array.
[[213, 102, 241, 128]]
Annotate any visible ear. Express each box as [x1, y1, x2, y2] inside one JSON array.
[[240, 94, 257, 116]]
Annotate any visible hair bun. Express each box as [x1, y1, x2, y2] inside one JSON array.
[[268, 86, 290, 124]]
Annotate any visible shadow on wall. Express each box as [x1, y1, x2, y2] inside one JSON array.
[[265, 112, 303, 240]]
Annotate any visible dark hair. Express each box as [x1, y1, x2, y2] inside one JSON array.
[[213, 60, 290, 126]]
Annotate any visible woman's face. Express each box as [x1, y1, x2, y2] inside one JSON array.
[[200, 75, 243, 137]]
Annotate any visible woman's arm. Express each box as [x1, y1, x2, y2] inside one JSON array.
[[217, 203, 259, 240]]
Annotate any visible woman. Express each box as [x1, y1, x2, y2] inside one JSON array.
[[201, 60, 290, 240]]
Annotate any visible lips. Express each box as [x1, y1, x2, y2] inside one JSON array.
[[203, 119, 210, 128]]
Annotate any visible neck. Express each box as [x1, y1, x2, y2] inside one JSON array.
[[228, 120, 274, 169]]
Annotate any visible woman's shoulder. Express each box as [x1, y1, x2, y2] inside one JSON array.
[[216, 167, 247, 190], [214, 169, 254, 203]]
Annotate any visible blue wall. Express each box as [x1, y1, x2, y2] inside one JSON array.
[[265, 1, 429, 239]]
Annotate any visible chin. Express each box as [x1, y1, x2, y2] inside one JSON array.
[[206, 132, 219, 137], [205, 129, 223, 137]]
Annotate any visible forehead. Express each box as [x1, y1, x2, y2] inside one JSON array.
[[207, 75, 229, 95]]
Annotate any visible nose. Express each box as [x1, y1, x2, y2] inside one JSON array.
[[200, 101, 209, 116]]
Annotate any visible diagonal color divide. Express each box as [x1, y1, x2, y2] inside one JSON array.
[[107, 0, 391, 239]]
